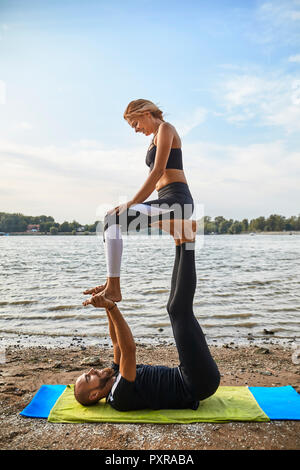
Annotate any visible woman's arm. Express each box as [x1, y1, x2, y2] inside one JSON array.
[[130, 122, 174, 205]]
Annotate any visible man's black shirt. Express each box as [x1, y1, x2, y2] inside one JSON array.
[[106, 362, 199, 411]]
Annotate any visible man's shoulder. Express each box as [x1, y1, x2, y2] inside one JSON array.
[[107, 372, 140, 411]]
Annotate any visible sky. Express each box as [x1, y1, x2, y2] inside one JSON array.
[[0, 0, 300, 224]]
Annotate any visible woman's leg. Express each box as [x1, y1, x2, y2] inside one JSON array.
[[83, 224, 122, 297], [84, 200, 183, 301], [149, 218, 197, 244], [168, 242, 220, 401]]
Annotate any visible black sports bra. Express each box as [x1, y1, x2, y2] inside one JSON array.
[[145, 145, 183, 171]]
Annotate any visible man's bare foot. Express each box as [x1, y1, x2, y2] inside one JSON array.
[[83, 281, 107, 295], [82, 292, 115, 309]]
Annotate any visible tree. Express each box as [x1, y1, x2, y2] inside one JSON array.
[[204, 221, 217, 234], [50, 226, 58, 235], [241, 218, 249, 232], [0, 213, 27, 232], [249, 216, 265, 232], [39, 221, 54, 233], [214, 216, 226, 233], [229, 221, 243, 234], [69, 220, 81, 231], [265, 214, 285, 232], [219, 219, 233, 234], [60, 221, 71, 232]]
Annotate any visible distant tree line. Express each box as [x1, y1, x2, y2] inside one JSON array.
[[0, 212, 299, 234], [203, 214, 300, 234], [0, 212, 103, 234]]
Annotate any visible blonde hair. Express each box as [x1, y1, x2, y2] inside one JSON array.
[[123, 99, 165, 122]]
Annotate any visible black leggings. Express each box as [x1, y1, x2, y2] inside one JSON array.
[[167, 242, 220, 401]]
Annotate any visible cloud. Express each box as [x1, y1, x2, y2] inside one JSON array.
[[183, 139, 300, 219], [215, 70, 300, 133], [0, 138, 149, 222], [287, 9, 300, 20], [19, 121, 33, 130], [1, 135, 299, 222], [173, 107, 207, 137], [222, 75, 267, 107], [246, 0, 300, 47], [288, 54, 300, 62]]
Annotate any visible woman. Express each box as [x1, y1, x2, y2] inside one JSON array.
[[84, 99, 196, 302]]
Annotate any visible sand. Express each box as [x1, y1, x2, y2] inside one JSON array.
[[0, 343, 299, 450]]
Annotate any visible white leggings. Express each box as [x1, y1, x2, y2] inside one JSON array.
[[103, 203, 175, 277]]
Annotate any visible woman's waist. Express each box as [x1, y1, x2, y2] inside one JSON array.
[[158, 181, 193, 199], [155, 170, 187, 192]]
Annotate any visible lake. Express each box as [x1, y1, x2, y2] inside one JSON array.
[[0, 233, 299, 349]]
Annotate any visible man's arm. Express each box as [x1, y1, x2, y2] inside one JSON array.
[[83, 295, 136, 382], [106, 303, 136, 382], [105, 308, 120, 366]]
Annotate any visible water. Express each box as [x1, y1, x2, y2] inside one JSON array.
[[0, 234, 299, 348]]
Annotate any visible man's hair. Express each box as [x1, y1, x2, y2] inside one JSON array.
[[74, 375, 110, 406], [74, 383, 99, 406]]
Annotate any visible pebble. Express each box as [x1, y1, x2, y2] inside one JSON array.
[[255, 347, 270, 354], [80, 357, 103, 366], [263, 329, 274, 335], [53, 361, 62, 369]]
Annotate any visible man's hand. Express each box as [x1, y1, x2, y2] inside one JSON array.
[[82, 293, 115, 310]]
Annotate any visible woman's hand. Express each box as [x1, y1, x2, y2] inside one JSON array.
[[107, 200, 135, 217]]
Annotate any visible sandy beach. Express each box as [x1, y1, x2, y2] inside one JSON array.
[[0, 343, 299, 450]]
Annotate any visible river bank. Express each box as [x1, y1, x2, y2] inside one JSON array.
[[1, 344, 299, 450]]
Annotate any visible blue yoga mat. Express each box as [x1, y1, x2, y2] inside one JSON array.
[[20, 384, 67, 418], [249, 385, 300, 420]]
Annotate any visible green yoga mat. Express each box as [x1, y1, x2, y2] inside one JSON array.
[[48, 385, 269, 424]]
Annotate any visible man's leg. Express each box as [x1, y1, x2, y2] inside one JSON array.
[[167, 244, 181, 314], [168, 242, 220, 401]]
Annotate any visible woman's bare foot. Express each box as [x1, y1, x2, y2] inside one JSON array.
[[83, 281, 107, 296], [100, 288, 122, 303], [99, 277, 122, 303]]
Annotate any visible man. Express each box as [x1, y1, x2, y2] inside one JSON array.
[[75, 241, 220, 411]]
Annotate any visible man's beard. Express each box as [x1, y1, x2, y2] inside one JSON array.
[[99, 370, 114, 389]]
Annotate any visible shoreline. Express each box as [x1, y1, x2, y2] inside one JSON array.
[[0, 343, 299, 450], [0, 328, 297, 350], [1, 231, 300, 236]]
